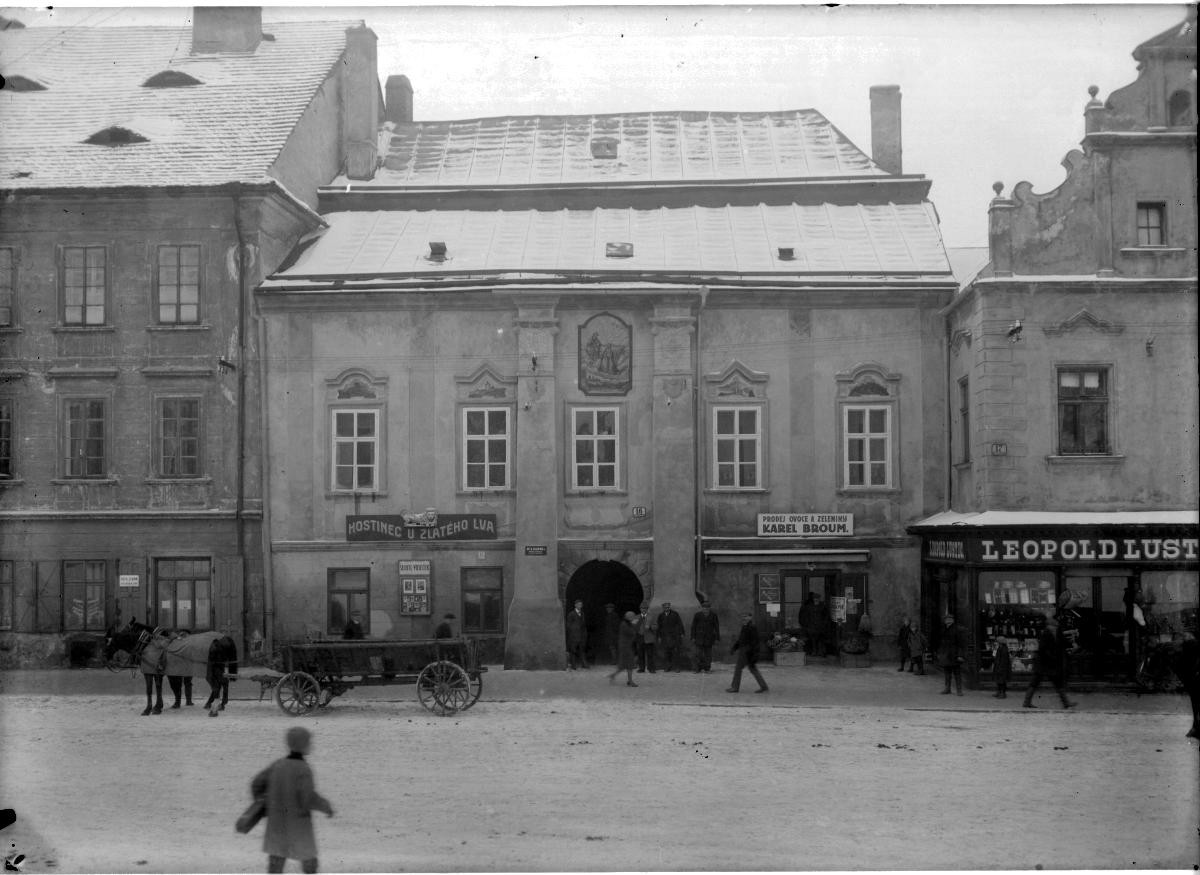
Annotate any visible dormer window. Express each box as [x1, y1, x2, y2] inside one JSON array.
[[2, 75, 47, 92], [85, 126, 148, 146], [142, 70, 202, 88], [1168, 90, 1194, 126], [590, 137, 619, 160], [605, 242, 633, 258]]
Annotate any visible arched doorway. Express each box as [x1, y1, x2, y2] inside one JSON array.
[[565, 560, 644, 665]]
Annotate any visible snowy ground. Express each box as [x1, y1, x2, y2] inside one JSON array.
[[1, 665, 1197, 873]]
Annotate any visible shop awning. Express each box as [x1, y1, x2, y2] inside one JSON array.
[[703, 548, 870, 564], [909, 510, 1199, 529]]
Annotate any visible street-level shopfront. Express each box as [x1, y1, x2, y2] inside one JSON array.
[[908, 511, 1199, 688]]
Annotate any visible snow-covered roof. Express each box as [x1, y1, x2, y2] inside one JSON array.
[[264, 202, 953, 286], [910, 510, 1199, 529], [0, 20, 359, 190], [344, 109, 888, 189]]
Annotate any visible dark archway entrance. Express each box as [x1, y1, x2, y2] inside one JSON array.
[[565, 560, 644, 665]]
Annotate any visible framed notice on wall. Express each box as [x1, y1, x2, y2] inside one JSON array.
[[399, 560, 432, 616], [757, 573, 780, 604]]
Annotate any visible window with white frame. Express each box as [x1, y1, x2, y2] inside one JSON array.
[[62, 246, 107, 326], [156, 244, 201, 324], [155, 558, 212, 631], [843, 405, 892, 488], [331, 408, 380, 492], [1057, 367, 1110, 455], [63, 398, 106, 478], [712, 405, 762, 489], [1136, 202, 1165, 247], [328, 568, 369, 636], [463, 407, 510, 490], [571, 407, 619, 489], [63, 559, 106, 631]]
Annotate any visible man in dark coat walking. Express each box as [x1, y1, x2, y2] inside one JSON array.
[[251, 726, 334, 874], [1023, 617, 1076, 709], [656, 601, 685, 671], [204, 629, 238, 716], [690, 601, 720, 672], [726, 612, 768, 693]]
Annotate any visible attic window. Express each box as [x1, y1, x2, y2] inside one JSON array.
[[142, 70, 203, 88], [426, 241, 448, 263], [777, 247, 796, 261], [2, 75, 47, 92], [590, 137, 619, 160], [606, 242, 633, 258], [85, 126, 148, 146]]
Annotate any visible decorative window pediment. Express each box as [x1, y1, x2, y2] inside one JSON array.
[[836, 362, 900, 398], [326, 368, 387, 400], [455, 363, 515, 400], [705, 360, 768, 399], [1042, 308, 1124, 336]]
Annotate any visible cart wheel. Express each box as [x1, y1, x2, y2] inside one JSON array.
[[462, 672, 483, 710], [275, 671, 320, 716], [417, 661, 471, 715]]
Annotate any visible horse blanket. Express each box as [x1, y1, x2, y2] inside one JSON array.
[[164, 631, 223, 679]]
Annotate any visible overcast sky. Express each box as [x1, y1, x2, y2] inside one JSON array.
[[4, 3, 1191, 248]]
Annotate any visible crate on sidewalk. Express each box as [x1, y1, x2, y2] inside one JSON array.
[[773, 651, 806, 667]]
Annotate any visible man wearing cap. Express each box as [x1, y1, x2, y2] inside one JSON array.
[[635, 601, 657, 673], [565, 599, 588, 669], [656, 601, 685, 671], [342, 611, 365, 640], [726, 611, 768, 694], [250, 726, 334, 873], [690, 600, 720, 673], [435, 613, 456, 639], [936, 612, 968, 696]]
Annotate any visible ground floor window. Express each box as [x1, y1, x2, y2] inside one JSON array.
[[0, 560, 12, 630], [63, 560, 106, 631], [328, 568, 369, 636], [978, 570, 1055, 673], [462, 567, 503, 633], [156, 558, 212, 631], [1140, 571, 1199, 639]]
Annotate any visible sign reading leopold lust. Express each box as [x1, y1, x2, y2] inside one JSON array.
[[758, 513, 854, 537], [347, 514, 498, 542], [926, 535, 1199, 564]]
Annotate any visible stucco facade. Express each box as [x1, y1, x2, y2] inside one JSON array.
[[913, 13, 1198, 688], [0, 10, 380, 666]]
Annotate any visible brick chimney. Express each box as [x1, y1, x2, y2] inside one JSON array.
[[869, 84, 903, 175], [192, 7, 262, 54], [385, 75, 414, 124], [343, 25, 380, 180]]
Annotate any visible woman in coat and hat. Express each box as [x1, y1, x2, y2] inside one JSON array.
[[250, 726, 334, 873], [607, 612, 640, 687]]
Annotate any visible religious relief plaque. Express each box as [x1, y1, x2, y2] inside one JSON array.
[[579, 313, 632, 395]]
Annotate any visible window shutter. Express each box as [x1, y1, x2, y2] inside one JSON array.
[[11, 561, 35, 632], [214, 557, 243, 637], [34, 561, 62, 632]]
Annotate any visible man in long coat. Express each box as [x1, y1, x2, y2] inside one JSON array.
[[565, 600, 588, 669], [937, 613, 968, 696], [726, 612, 768, 693], [656, 601, 686, 671], [251, 726, 334, 874], [690, 601, 720, 672], [635, 601, 657, 673]]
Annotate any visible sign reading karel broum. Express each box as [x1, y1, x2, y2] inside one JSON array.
[[347, 514, 498, 542], [757, 513, 854, 537]]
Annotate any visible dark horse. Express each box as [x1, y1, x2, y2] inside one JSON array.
[[1170, 638, 1200, 740], [104, 619, 236, 717]]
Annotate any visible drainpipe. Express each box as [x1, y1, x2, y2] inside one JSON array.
[[232, 190, 253, 643], [693, 286, 708, 603], [256, 300, 275, 652], [944, 321, 953, 512]]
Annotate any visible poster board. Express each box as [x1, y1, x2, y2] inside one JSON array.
[[399, 560, 432, 615], [756, 573, 780, 604]]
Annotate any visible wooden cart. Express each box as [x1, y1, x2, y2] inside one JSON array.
[[271, 637, 486, 717]]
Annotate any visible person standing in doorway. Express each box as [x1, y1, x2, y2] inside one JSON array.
[[905, 619, 926, 675], [608, 611, 639, 687], [604, 603, 621, 665], [635, 601, 657, 673], [1023, 617, 1076, 709], [656, 601, 685, 671], [897, 617, 913, 672], [565, 600, 588, 670], [690, 600, 720, 673], [726, 612, 768, 694], [992, 637, 1012, 698], [250, 726, 334, 874], [937, 613, 967, 696]]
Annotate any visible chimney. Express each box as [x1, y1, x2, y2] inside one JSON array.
[[192, 7, 262, 54], [385, 75, 414, 125], [869, 84, 902, 175], [343, 25, 380, 181]]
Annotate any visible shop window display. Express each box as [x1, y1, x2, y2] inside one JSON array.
[[1140, 571, 1199, 640], [978, 572, 1056, 674]]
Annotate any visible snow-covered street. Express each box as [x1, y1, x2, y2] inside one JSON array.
[[2, 665, 1197, 872]]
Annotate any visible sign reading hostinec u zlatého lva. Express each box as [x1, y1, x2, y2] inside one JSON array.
[[758, 513, 854, 536], [347, 514, 498, 542]]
